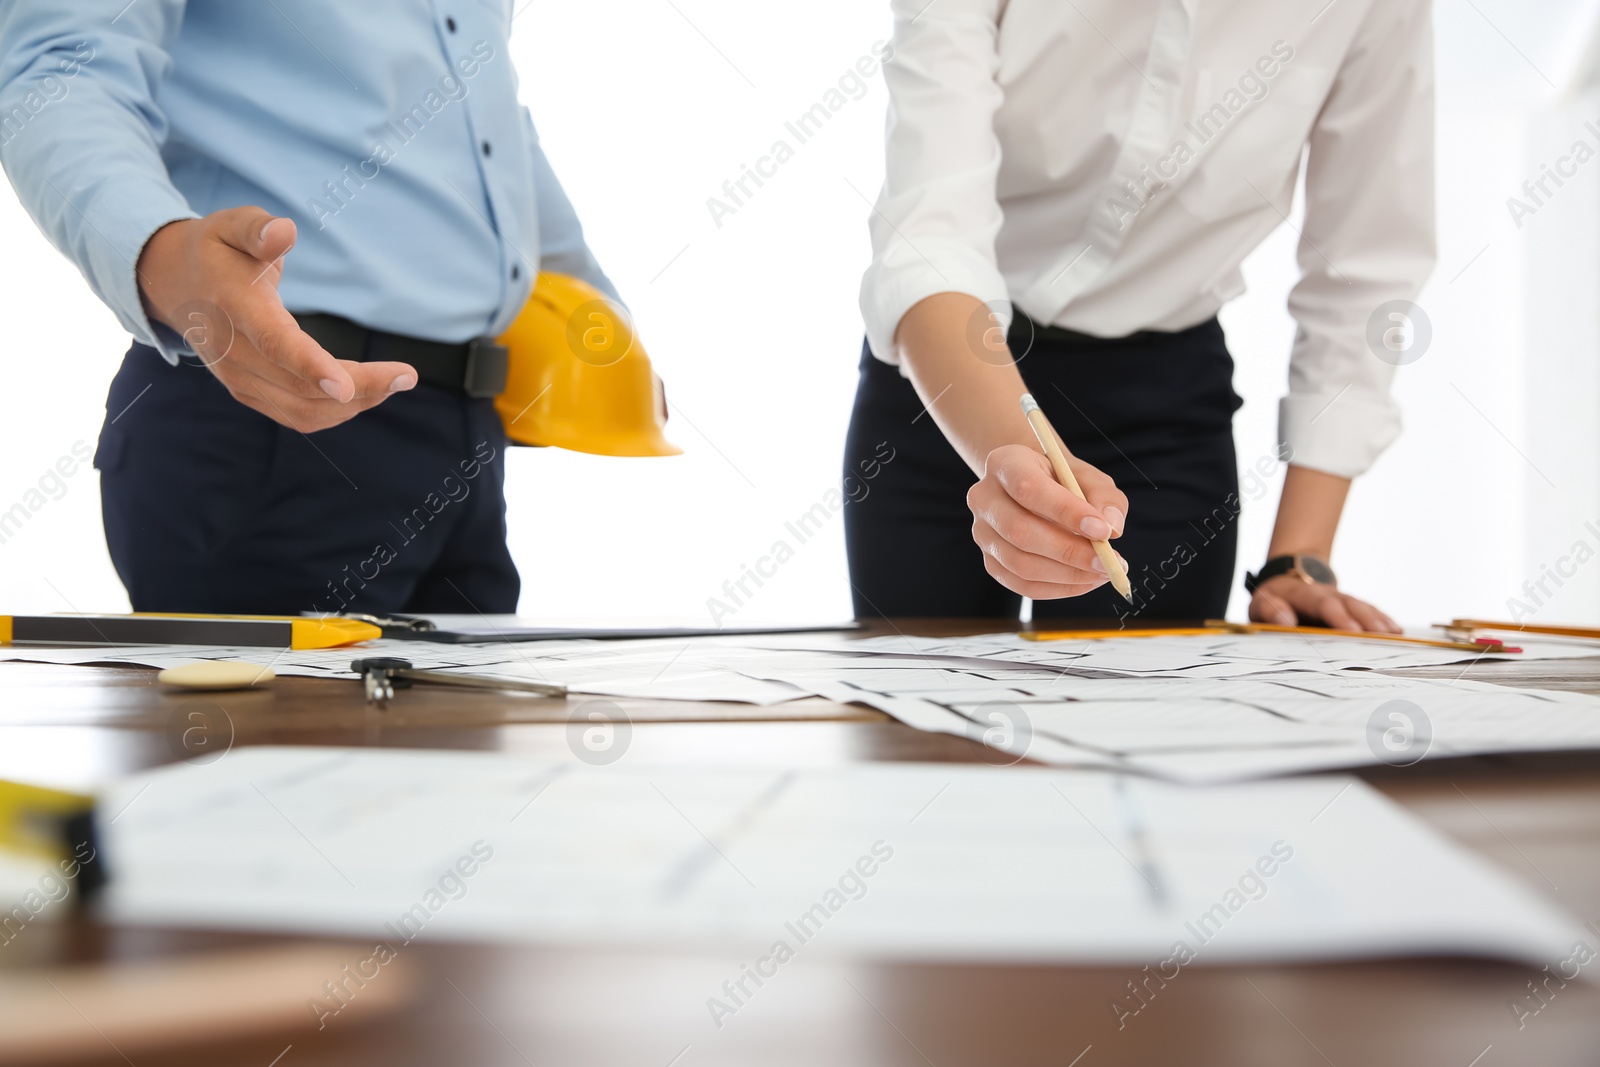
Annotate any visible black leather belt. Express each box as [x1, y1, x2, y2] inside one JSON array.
[[293, 313, 509, 399]]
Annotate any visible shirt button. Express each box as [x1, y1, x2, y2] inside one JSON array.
[[511, 265, 521, 281], [446, 16, 457, 32], [482, 141, 492, 157]]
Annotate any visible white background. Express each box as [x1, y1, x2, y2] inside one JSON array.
[[1, 0, 1597, 627]]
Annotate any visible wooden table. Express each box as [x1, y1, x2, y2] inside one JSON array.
[[3, 624, 1599, 1067]]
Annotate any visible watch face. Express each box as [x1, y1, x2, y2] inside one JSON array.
[[1296, 556, 1336, 585]]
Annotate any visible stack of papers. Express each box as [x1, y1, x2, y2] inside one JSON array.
[[9, 629, 1600, 781], [0, 637, 810, 705], [768, 629, 1600, 676], [756, 662, 1600, 782], [12, 629, 1596, 967]]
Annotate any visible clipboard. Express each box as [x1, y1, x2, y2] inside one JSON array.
[[352, 614, 862, 643]]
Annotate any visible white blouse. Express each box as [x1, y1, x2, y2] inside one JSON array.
[[860, 0, 1436, 478]]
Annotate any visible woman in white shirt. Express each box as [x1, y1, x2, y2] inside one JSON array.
[[845, 0, 1432, 629]]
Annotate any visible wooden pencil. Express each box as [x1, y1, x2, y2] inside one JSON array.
[[1022, 628, 1218, 641], [1019, 393, 1133, 602], [1448, 618, 1600, 642], [1221, 621, 1514, 653], [1024, 621, 1516, 653]]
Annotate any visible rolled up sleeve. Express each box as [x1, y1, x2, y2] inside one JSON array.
[[1281, 0, 1436, 478], [0, 0, 199, 361], [859, 0, 1008, 365]]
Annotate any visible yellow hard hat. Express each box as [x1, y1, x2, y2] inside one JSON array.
[[494, 272, 682, 457]]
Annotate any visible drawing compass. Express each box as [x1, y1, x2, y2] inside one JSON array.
[[350, 656, 567, 707]]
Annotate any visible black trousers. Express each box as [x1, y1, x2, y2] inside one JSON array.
[[94, 343, 520, 615], [843, 315, 1243, 622]]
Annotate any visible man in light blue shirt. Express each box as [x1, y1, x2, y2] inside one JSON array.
[[0, 0, 617, 614]]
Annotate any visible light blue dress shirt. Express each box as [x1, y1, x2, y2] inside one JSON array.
[[0, 0, 618, 363]]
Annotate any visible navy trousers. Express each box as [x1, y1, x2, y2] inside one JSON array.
[[843, 315, 1244, 622], [94, 343, 520, 615]]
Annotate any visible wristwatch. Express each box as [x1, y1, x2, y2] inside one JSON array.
[[1245, 555, 1336, 595]]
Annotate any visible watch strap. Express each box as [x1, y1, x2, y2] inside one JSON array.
[[1245, 555, 1334, 595]]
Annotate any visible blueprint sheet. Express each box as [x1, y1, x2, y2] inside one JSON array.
[[99, 747, 1587, 968]]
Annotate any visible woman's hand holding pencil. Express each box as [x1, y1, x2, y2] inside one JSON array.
[[964, 396, 1131, 602], [887, 293, 1132, 604]]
